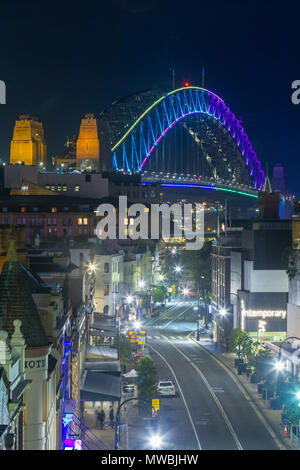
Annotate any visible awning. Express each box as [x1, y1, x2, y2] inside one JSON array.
[[80, 371, 122, 402], [86, 345, 118, 360], [84, 360, 121, 374]]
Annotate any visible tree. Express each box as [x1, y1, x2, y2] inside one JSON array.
[[152, 285, 168, 303], [113, 334, 132, 371], [181, 241, 212, 311], [137, 355, 157, 417], [278, 381, 300, 425], [253, 347, 274, 383]]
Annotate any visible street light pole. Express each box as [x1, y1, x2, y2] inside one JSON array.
[[230, 292, 241, 359], [114, 397, 157, 450]]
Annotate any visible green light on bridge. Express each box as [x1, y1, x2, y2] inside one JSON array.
[[216, 187, 258, 198]]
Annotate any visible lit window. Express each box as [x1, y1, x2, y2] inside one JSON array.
[[78, 218, 82, 225], [129, 218, 134, 225], [21, 207, 26, 213], [63, 185, 67, 191], [124, 218, 128, 225], [52, 207, 57, 213], [83, 218, 88, 225], [51, 185, 55, 191], [75, 185, 80, 192], [144, 208, 149, 213]]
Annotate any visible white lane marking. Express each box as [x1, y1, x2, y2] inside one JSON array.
[[151, 302, 184, 325], [147, 335, 152, 339], [162, 335, 243, 450], [162, 305, 192, 329], [148, 343, 202, 451], [190, 337, 286, 450]]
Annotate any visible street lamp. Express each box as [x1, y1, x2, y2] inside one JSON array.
[[277, 336, 300, 378], [174, 265, 182, 273], [219, 308, 227, 317], [149, 434, 162, 449], [114, 398, 157, 450], [126, 295, 133, 304], [139, 280, 145, 289], [182, 287, 189, 297]]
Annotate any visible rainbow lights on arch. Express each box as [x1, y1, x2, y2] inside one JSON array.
[[112, 86, 265, 190]]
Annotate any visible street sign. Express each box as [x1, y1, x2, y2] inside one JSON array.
[[138, 336, 145, 344], [152, 398, 160, 410], [172, 285, 176, 294]]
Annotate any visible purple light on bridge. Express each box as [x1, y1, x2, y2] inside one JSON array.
[[161, 183, 216, 190]]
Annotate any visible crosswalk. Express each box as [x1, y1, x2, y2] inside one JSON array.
[[147, 335, 188, 341]]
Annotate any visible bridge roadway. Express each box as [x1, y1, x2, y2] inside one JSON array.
[[141, 173, 258, 199], [144, 300, 280, 450]]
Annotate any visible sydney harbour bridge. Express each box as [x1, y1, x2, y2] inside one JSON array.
[[99, 85, 265, 200]]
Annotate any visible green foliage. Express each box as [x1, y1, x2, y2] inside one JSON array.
[[113, 334, 132, 366], [228, 328, 250, 355], [252, 347, 274, 383], [181, 241, 212, 303], [278, 381, 300, 424], [137, 355, 157, 417], [153, 285, 168, 303]]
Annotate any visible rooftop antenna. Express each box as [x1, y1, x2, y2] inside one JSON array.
[[172, 67, 175, 90], [202, 67, 205, 88]]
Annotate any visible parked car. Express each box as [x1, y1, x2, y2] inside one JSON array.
[[157, 380, 176, 396]]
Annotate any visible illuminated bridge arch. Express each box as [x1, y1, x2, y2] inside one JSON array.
[[111, 86, 265, 190]]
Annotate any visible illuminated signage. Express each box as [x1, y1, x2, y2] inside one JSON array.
[[241, 306, 287, 331]]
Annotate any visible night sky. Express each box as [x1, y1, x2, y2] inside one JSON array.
[[0, 0, 299, 195]]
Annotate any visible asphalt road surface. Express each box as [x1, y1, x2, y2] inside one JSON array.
[[144, 299, 280, 450]]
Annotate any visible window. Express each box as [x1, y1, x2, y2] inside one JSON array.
[[85, 174, 91, 182], [2, 208, 7, 212], [75, 185, 80, 192], [47, 218, 51, 225], [104, 283, 109, 296], [83, 218, 88, 225], [63, 185, 67, 191], [51, 207, 57, 213], [51, 185, 55, 191], [21, 207, 26, 213], [78, 218, 82, 225], [104, 263, 109, 273], [33, 207, 38, 212]]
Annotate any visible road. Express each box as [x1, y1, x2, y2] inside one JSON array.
[[144, 299, 280, 450]]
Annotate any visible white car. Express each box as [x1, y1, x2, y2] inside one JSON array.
[[157, 380, 176, 396]]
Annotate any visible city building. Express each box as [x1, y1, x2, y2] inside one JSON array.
[[212, 183, 292, 346], [10, 115, 47, 167], [0, 321, 31, 450], [76, 114, 100, 171], [0, 241, 54, 449]]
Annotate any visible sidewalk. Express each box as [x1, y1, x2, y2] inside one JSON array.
[[82, 410, 115, 450], [194, 337, 295, 450]]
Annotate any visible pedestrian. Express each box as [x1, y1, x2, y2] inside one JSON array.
[[97, 408, 105, 429], [109, 406, 114, 428]]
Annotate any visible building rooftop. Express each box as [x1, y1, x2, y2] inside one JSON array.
[[0, 241, 50, 347]]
